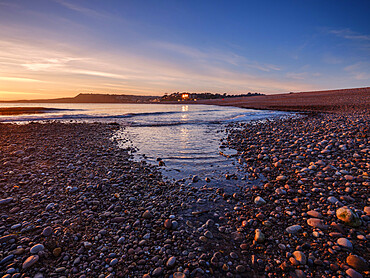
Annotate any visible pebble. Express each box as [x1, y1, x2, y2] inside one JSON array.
[[166, 256, 176, 268], [336, 207, 361, 227], [346, 268, 363, 278], [254, 229, 265, 243], [337, 238, 353, 249], [42, 226, 53, 237], [254, 196, 266, 205], [286, 225, 302, 234], [152, 267, 163, 276], [307, 218, 328, 229], [30, 244, 44, 254], [22, 255, 39, 269], [0, 197, 13, 205], [346, 255, 368, 271], [293, 251, 307, 265], [142, 210, 153, 219]]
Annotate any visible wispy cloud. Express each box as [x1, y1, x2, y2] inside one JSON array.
[[0, 77, 45, 83], [151, 41, 281, 72], [344, 62, 370, 80], [329, 28, 370, 41], [53, 0, 107, 19], [286, 72, 321, 80]]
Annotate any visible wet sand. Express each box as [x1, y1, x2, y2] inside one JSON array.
[[0, 107, 60, 116], [0, 97, 369, 277]]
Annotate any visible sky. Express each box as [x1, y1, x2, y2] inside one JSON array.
[[0, 0, 369, 100]]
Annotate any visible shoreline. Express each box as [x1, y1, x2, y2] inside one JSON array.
[[0, 110, 369, 277]]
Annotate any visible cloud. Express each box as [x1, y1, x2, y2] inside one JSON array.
[[53, 0, 107, 19], [286, 72, 322, 80], [151, 41, 281, 72], [344, 62, 370, 81], [0, 77, 45, 83], [0, 27, 314, 97], [329, 28, 370, 41]]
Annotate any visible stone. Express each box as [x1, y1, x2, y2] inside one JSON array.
[[327, 196, 339, 204], [164, 219, 172, 229], [0, 254, 14, 265], [111, 217, 125, 223], [337, 238, 353, 249], [142, 210, 153, 219], [336, 207, 361, 227], [307, 218, 327, 229], [30, 244, 44, 254], [254, 229, 265, 243], [42, 226, 53, 237], [0, 197, 13, 205], [295, 269, 306, 278], [236, 265, 246, 273], [166, 256, 176, 268], [0, 234, 17, 243], [276, 175, 287, 181], [286, 225, 302, 234], [152, 267, 163, 276], [346, 255, 368, 271], [204, 230, 213, 239], [46, 203, 55, 210], [110, 258, 118, 266], [53, 248, 62, 257], [173, 273, 186, 278], [346, 268, 363, 278], [254, 196, 266, 205], [292, 251, 307, 265], [22, 255, 39, 269], [307, 210, 322, 218], [364, 206, 370, 215]]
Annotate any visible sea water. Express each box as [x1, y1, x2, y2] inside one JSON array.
[[0, 103, 288, 188]]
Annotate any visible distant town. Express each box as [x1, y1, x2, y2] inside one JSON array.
[[0, 92, 265, 103], [158, 92, 264, 102]]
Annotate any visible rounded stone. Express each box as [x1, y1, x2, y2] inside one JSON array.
[[30, 244, 44, 254], [22, 255, 39, 269], [254, 196, 266, 205], [142, 210, 153, 219], [292, 251, 307, 265], [166, 256, 176, 268], [336, 207, 361, 227], [42, 226, 53, 237], [286, 225, 302, 234], [346, 255, 369, 271], [337, 238, 353, 249], [346, 268, 363, 278]]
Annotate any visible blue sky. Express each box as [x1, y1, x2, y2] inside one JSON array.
[[0, 0, 369, 99]]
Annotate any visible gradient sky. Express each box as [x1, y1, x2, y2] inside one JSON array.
[[0, 0, 369, 100]]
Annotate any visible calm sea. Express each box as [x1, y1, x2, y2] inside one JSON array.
[[0, 103, 287, 188]]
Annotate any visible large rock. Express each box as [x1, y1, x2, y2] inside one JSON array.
[[346, 255, 369, 271], [336, 207, 361, 227]]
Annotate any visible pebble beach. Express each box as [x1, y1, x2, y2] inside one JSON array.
[[0, 108, 369, 278]]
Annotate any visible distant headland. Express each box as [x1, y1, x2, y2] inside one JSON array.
[[1, 87, 369, 114]]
